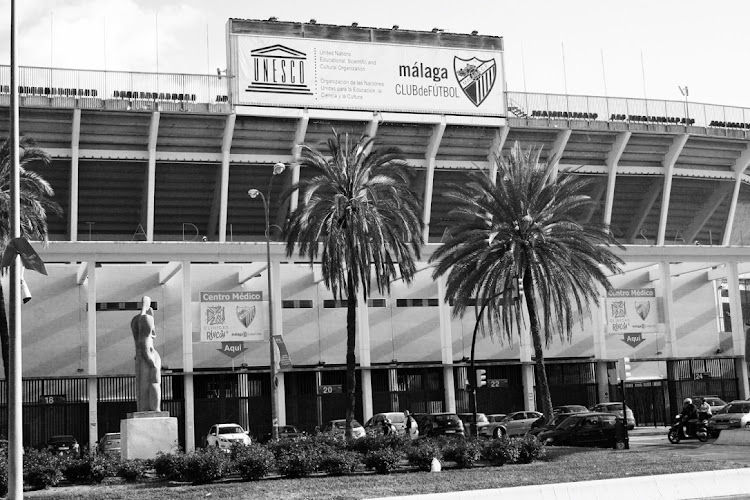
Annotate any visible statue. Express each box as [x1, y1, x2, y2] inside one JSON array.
[[131, 296, 162, 412]]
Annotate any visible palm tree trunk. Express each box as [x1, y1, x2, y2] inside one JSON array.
[[345, 271, 357, 439], [523, 270, 554, 421], [0, 283, 8, 382]]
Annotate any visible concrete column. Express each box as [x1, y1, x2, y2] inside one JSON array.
[[443, 366, 456, 413], [660, 261, 677, 357], [727, 261, 750, 399], [70, 109, 81, 242], [181, 260, 195, 452], [357, 291, 373, 422], [521, 363, 536, 411], [86, 261, 98, 449], [437, 276, 455, 412]]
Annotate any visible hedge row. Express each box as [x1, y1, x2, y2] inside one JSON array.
[[7, 434, 545, 492]]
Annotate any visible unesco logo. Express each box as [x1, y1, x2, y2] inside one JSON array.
[[247, 44, 313, 95]]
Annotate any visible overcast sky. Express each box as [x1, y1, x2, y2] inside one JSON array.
[[2, 0, 749, 108]]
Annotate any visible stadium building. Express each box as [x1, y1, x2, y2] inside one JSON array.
[[2, 18, 750, 451]]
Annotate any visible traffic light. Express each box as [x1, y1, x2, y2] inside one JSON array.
[[617, 357, 632, 381], [476, 369, 487, 388]]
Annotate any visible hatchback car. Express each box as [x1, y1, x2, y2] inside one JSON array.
[[589, 402, 636, 429], [496, 411, 544, 437], [323, 419, 366, 439], [414, 413, 465, 438], [206, 423, 251, 451], [538, 412, 625, 449], [364, 412, 407, 435], [46, 435, 80, 458], [275, 425, 304, 440], [98, 432, 121, 456], [707, 400, 750, 437]]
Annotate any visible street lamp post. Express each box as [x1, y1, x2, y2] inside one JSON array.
[[248, 162, 285, 441]]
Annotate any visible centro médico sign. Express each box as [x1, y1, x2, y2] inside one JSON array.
[[200, 291, 266, 342]]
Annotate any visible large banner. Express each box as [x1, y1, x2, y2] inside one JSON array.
[[231, 35, 505, 116], [199, 291, 266, 342], [605, 288, 659, 335]]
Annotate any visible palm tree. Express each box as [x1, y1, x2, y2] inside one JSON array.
[[282, 132, 423, 437], [0, 136, 62, 381], [431, 142, 623, 421]]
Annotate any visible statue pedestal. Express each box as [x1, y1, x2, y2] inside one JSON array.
[[120, 411, 178, 460]]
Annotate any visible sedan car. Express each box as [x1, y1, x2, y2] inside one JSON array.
[[526, 412, 574, 438], [538, 412, 625, 449], [414, 412, 465, 438], [364, 412, 407, 435], [497, 411, 544, 437], [46, 435, 80, 458], [691, 395, 728, 414], [589, 402, 636, 429], [323, 419, 366, 439], [276, 425, 304, 440], [206, 423, 252, 452], [98, 432, 121, 457], [477, 413, 508, 439], [707, 400, 750, 437]]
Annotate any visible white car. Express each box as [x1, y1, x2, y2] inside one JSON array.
[[206, 423, 251, 451]]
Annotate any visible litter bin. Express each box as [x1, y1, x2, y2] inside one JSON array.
[[615, 417, 629, 450]]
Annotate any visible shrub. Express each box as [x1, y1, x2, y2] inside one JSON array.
[[153, 451, 188, 481], [233, 443, 275, 481], [63, 454, 117, 484], [182, 447, 230, 485], [514, 435, 546, 464], [0, 445, 7, 497], [442, 438, 482, 468], [23, 448, 64, 490], [405, 439, 443, 471], [320, 449, 361, 476], [480, 437, 519, 466], [347, 434, 408, 454], [275, 441, 322, 478], [117, 459, 147, 482], [364, 448, 401, 474]]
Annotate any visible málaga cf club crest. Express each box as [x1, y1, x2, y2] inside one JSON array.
[[236, 306, 256, 328], [454, 57, 497, 107]]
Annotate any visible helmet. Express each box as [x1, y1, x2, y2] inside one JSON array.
[[684, 398, 692, 405]]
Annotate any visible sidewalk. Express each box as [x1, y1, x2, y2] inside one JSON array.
[[364, 468, 750, 500], [629, 425, 669, 437]]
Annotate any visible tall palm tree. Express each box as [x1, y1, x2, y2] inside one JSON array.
[[431, 142, 623, 421], [0, 136, 62, 381], [282, 132, 423, 437]]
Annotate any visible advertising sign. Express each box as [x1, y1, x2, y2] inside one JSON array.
[[231, 36, 505, 116], [605, 288, 658, 335], [200, 291, 266, 342]]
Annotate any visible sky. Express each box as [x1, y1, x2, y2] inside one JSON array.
[[1, 0, 749, 108]]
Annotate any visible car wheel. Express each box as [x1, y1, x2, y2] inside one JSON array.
[[614, 440, 626, 450], [493, 428, 505, 439]]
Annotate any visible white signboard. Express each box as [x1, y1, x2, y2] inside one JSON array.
[[199, 291, 266, 342], [231, 36, 505, 116], [605, 288, 658, 334]]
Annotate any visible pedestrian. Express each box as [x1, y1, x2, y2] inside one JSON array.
[[404, 410, 419, 440], [381, 418, 394, 436]]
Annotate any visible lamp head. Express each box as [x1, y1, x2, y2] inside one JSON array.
[[272, 162, 286, 175], [248, 189, 261, 199]]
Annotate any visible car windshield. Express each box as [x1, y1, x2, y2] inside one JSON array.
[[434, 414, 460, 423], [219, 426, 244, 434], [557, 416, 581, 430], [388, 415, 405, 424], [724, 403, 750, 414]]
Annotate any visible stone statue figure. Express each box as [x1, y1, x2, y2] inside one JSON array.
[[131, 296, 162, 412]]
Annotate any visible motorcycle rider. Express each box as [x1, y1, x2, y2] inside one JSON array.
[[680, 398, 698, 438]]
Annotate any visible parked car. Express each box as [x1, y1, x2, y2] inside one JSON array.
[[527, 412, 575, 438], [691, 395, 728, 414], [538, 412, 625, 449], [553, 405, 589, 414], [589, 402, 636, 429], [323, 419, 366, 439], [414, 412, 465, 438], [494, 411, 544, 437], [477, 413, 508, 439], [276, 425, 304, 440], [46, 435, 80, 458], [457, 413, 489, 434], [206, 423, 251, 452], [98, 432, 121, 456], [364, 412, 407, 435], [707, 400, 750, 437]]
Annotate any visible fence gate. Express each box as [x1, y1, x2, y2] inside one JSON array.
[[540, 362, 599, 409], [667, 358, 739, 413]]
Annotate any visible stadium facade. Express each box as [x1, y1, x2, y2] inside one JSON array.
[[2, 18, 750, 450]]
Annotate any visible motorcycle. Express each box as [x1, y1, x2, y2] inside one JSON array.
[[667, 414, 708, 443]]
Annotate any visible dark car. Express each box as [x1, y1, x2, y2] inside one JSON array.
[[538, 412, 626, 449], [590, 402, 636, 429], [527, 412, 574, 438], [98, 432, 121, 457], [47, 435, 80, 457], [276, 425, 304, 440], [414, 412, 465, 438]]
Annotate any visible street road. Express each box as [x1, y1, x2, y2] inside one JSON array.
[[630, 433, 750, 465]]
